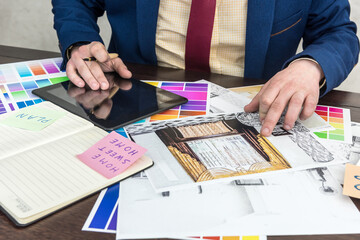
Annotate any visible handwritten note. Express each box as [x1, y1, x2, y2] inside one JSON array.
[[77, 131, 147, 179], [0, 106, 65, 131], [343, 164, 360, 199]]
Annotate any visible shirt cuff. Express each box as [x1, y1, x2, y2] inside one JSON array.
[[66, 41, 91, 61]]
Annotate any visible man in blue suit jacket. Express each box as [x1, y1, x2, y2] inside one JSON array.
[[52, 0, 359, 136]]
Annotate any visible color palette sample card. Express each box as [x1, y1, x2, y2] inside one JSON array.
[[82, 170, 148, 233], [0, 58, 68, 115], [313, 105, 352, 143], [187, 236, 266, 240], [82, 183, 119, 233], [145, 81, 210, 121]]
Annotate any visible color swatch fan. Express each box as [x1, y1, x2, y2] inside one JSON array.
[[145, 81, 210, 121], [0, 58, 68, 114]]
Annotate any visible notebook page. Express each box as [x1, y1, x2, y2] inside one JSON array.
[[0, 127, 109, 220], [0, 102, 94, 160]]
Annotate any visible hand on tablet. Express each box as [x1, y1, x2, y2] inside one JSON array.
[[66, 41, 132, 91]]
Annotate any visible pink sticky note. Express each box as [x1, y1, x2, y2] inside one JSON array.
[[77, 131, 147, 179]]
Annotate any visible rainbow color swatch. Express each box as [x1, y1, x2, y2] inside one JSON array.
[[0, 58, 68, 115], [313, 105, 352, 143], [189, 236, 264, 240], [145, 81, 210, 121]]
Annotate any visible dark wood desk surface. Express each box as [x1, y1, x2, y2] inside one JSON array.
[[1, 45, 360, 240]]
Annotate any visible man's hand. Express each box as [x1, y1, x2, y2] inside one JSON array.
[[244, 59, 324, 137], [66, 41, 132, 90]]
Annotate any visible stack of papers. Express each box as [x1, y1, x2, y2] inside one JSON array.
[[83, 80, 360, 239]]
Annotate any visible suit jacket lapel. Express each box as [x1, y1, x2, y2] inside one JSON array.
[[244, 0, 275, 79], [136, 0, 160, 65]]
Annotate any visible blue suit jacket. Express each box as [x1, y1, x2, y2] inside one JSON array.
[[52, 0, 359, 95]]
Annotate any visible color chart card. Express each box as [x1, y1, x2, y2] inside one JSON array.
[[82, 183, 119, 233], [186, 236, 266, 240], [145, 81, 210, 121], [0, 58, 68, 114], [83, 171, 148, 234], [313, 105, 352, 143]]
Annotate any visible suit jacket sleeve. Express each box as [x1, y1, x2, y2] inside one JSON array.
[[284, 0, 359, 96], [52, 0, 106, 68]]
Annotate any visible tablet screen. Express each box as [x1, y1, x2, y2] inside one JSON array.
[[32, 73, 188, 130]]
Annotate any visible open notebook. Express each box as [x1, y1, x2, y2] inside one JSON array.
[[0, 102, 153, 226]]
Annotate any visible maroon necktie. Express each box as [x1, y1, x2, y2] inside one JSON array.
[[185, 0, 216, 72]]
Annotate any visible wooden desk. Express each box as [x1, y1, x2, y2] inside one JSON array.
[[0, 45, 359, 240]]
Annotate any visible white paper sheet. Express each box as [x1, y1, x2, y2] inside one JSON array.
[[116, 167, 360, 238]]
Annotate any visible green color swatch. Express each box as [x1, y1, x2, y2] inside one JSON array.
[[49, 76, 69, 84]]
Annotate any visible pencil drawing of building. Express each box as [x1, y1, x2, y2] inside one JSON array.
[[155, 118, 291, 182]]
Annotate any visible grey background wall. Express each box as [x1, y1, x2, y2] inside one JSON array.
[[0, 0, 359, 93]]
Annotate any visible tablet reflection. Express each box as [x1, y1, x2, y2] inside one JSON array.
[[68, 73, 158, 120]]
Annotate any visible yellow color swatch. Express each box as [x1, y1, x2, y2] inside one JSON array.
[[242, 236, 260, 240], [144, 81, 160, 87], [330, 122, 344, 129]]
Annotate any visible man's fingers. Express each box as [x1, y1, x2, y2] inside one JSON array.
[[258, 84, 281, 121], [260, 90, 292, 136], [87, 61, 109, 90], [66, 61, 85, 88], [244, 93, 260, 113], [283, 92, 305, 130], [111, 58, 132, 79], [89, 42, 109, 63], [300, 95, 318, 120], [68, 42, 112, 89], [72, 57, 99, 90]]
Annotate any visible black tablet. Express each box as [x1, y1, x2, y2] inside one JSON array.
[[32, 73, 188, 130]]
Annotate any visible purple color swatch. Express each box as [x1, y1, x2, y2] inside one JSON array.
[[0, 99, 6, 114], [186, 83, 208, 87], [42, 61, 60, 74], [184, 86, 208, 91], [181, 104, 207, 111], [161, 82, 184, 87], [8, 103, 15, 111], [7, 83, 24, 92]]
